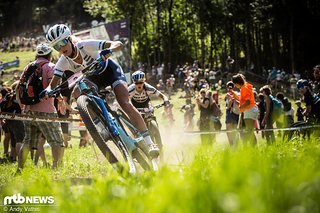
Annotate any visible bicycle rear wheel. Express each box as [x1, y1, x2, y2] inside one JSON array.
[[148, 119, 163, 160], [77, 95, 132, 171]]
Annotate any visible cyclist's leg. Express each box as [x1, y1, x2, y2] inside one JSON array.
[[113, 82, 159, 158]]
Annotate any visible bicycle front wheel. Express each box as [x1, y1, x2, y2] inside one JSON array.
[[77, 95, 129, 168], [115, 109, 158, 171]]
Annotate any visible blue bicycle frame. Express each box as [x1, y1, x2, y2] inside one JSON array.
[[78, 80, 142, 152]]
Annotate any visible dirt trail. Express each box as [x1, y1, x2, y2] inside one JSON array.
[[160, 125, 230, 166]]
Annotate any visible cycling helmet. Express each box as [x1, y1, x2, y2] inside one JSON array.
[[36, 43, 52, 56], [46, 24, 71, 46], [296, 79, 309, 90], [132, 70, 145, 83], [226, 81, 234, 88]]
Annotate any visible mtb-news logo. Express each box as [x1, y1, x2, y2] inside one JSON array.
[[2, 193, 55, 211], [3, 193, 55, 205]]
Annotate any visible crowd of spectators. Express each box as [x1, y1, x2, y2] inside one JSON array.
[[1, 37, 320, 166], [0, 36, 45, 52]]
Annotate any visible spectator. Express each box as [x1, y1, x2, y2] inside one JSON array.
[[208, 90, 222, 132], [260, 85, 276, 144], [157, 64, 164, 81], [162, 103, 175, 125], [268, 67, 277, 86], [257, 93, 266, 139], [151, 65, 157, 81], [156, 79, 165, 93], [276, 92, 294, 127], [225, 81, 240, 146], [297, 79, 320, 124], [16, 43, 64, 172], [0, 87, 11, 160], [196, 88, 212, 145], [33, 134, 49, 167], [295, 100, 304, 122], [289, 75, 298, 100], [313, 65, 320, 95], [180, 99, 195, 131], [166, 74, 175, 99], [231, 74, 259, 146], [0, 85, 24, 163], [226, 56, 234, 72]]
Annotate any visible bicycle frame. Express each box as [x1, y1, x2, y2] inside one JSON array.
[[47, 59, 160, 172], [78, 80, 142, 152]]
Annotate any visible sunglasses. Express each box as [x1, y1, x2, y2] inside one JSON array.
[[53, 38, 69, 51], [135, 82, 144, 85]]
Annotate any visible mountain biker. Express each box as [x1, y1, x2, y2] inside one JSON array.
[[43, 24, 159, 158], [128, 71, 170, 153], [128, 71, 169, 108], [296, 79, 320, 124]]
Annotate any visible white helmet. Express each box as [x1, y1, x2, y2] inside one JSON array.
[[132, 70, 145, 83], [46, 24, 71, 46], [36, 43, 52, 56]]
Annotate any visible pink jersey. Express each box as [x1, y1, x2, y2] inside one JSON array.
[[25, 57, 56, 113]]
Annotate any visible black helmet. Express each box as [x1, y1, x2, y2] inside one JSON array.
[[296, 79, 309, 90]]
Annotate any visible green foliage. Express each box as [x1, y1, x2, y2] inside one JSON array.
[[2, 0, 320, 73], [0, 137, 320, 212]]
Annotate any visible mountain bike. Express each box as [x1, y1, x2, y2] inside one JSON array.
[[46, 59, 158, 173], [136, 103, 164, 160]]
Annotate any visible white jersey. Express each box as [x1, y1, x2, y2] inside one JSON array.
[[128, 82, 160, 103], [54, 39, 105, 78]]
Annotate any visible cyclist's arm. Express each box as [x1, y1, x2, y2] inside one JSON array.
[[48, 75, 61, 90], [145, 82, 168, 102], [157, 91, 169, 102], [103, 41, 123, 52], [47, 57, 69, 90]]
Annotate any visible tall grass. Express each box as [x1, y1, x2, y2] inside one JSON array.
[[0, 137, 319, 213]]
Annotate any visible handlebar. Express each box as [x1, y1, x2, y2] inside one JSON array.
[[136, 103, 166, 113], [45, 58, 105, 98]]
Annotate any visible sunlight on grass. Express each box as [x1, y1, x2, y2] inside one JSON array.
[[0, 137, 319, 213]]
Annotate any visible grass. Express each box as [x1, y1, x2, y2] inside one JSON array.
[[0, 51, 319, 212], [0, 137, 319, 213], [0, 50, 59, 85]]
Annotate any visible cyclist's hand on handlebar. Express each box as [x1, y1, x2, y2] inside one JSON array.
[[100, 49, 113, 60], [39, 89, 51, 100], [164, 100, 170, 107]]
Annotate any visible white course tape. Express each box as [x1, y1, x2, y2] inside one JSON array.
[[184, 124, 320, 135], [0, 112, 82, 123], [2, 112, 318, 136]]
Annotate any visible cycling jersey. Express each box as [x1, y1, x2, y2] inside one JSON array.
[[54, 39, 126, 89], [128, 82, 160, 108]]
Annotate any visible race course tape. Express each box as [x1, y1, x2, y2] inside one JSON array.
[[1, 112, 319, 135], [185, 124, 320, 135], [0, 112, 82, 123]]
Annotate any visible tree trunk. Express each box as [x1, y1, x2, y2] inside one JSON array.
[[167, 0, 174, 74], [289, 15, 295, 74]]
